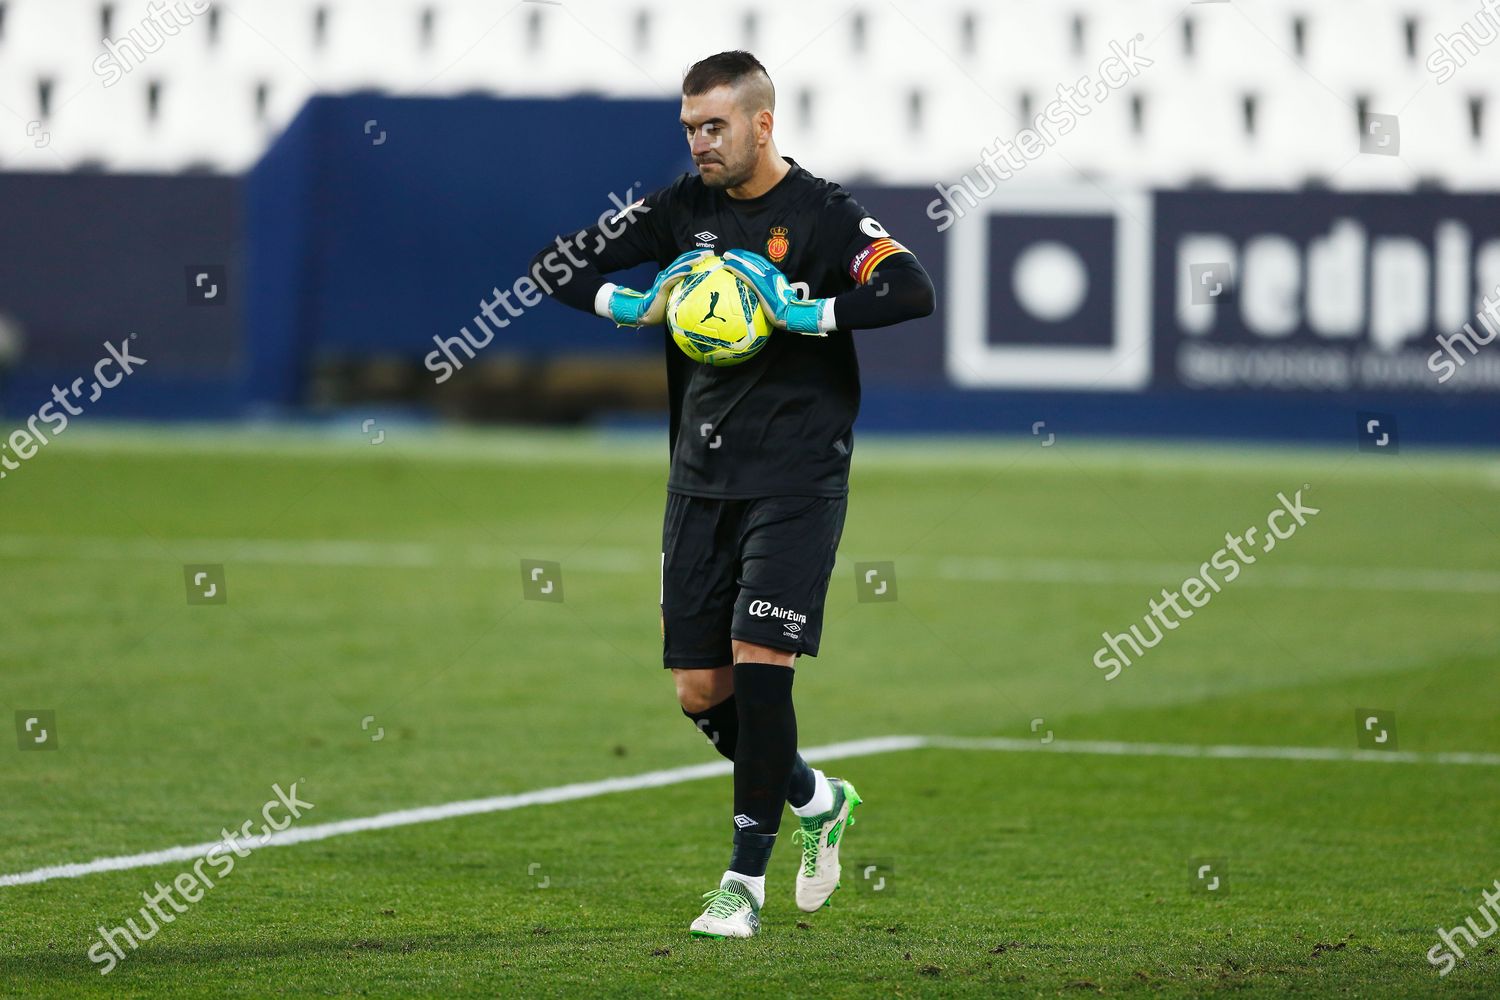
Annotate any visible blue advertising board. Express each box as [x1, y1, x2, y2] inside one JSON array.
[[848, 185, 1500, 444]]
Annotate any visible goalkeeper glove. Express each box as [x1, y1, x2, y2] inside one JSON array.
[[720, 249, 831, 335], [598, 249, 712, 327]]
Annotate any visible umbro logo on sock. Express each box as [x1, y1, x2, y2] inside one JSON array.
[[733, 814, 758, 829]]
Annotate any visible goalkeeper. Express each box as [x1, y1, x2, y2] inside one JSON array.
[[529, 50, 934, 940]]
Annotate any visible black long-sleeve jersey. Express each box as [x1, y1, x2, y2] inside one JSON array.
[[530, 158, 934, 499]]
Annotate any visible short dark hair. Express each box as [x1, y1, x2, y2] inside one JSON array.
[[682, 50, 775, 110]]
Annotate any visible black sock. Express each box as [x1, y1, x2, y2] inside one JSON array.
[[786, 756, 816, 809], [683, 695, 739, 763], [730, 831, 776, 881], [727, 662, 799, 877], [684, 695, 816, 804]]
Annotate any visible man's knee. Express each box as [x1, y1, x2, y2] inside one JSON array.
[[673, 666, 734, 713], [731, 640, 796, 667]]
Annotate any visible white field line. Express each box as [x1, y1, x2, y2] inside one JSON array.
[[0, 736, 921, 889], [48, 427, 1500, 482], [3, 535, 1498, 595], [0, 535, 445, 568], [925, 736, 1500, 767], [5, 734, 1499, 889], [933, 556, 1500, 595]]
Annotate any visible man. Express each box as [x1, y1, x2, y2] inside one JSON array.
[[529, 50, 934, 938]]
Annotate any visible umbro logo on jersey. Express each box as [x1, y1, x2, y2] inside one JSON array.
[[733, 814, 758, 829], [694, 231, 718, 247]]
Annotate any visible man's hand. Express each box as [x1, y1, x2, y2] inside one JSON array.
[[720, 250, 829, 336], [600, 249, 712, 327]]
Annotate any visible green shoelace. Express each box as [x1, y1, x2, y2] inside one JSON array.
[[700, 886, 752, 919], [792, 823, 822, 877]]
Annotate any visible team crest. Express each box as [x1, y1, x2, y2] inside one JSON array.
[[766, 226, 790, 263]]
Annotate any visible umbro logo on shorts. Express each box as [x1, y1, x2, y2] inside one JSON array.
[[733, 814, 758, 829]]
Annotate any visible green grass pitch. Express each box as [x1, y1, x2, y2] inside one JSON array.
[[2, 426, 1498, 997]]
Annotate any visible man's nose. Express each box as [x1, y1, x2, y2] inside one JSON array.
[[690, 134, 714, 156]]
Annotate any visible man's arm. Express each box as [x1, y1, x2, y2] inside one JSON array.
[[820, 253, 935, 332], [528, 180, 696, 324], [821, 199, 935, 330], [723, 193, 935, 334], [721, 250, 934, 335], [527, 224, 643, 318]]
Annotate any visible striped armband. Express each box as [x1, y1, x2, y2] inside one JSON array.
[[849, 238, 912, 285]]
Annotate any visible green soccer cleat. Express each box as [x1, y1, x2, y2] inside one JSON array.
[[690, 879, 761, 939], [792, 778, 862, 912]]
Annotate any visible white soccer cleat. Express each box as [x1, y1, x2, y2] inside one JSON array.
[[690, 878, 761, 939], [793, 778, 862, 912]]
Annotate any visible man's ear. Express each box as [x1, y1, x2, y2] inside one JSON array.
[[757, 109, 774, 145]]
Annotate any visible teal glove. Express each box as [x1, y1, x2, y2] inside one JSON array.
[[720, 250, 829, 335], [604, 249, 712, 327]]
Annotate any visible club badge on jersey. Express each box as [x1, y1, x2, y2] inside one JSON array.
[[766, 226, 790, 263]]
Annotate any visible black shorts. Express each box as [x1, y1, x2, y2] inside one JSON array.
[[661, 492, 848, 669]]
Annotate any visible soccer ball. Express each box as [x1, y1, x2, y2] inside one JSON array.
[[666, 255, 772, 367]]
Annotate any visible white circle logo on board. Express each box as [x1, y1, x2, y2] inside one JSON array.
[[1012, 240, 1089, 322], [859, 217, 889, 239]]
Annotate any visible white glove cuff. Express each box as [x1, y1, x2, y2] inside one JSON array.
[[818, 298, 839, 333], [594, 282, 619, 319]]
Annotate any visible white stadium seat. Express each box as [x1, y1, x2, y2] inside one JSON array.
[[0, 0, 1490, 187]]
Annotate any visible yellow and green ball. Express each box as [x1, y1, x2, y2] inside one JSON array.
[[666, 255, 772, 367]]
